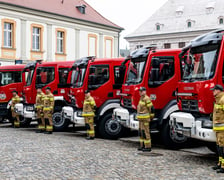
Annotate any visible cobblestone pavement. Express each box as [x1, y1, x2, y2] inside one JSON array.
[[0, 123, 223, 180]]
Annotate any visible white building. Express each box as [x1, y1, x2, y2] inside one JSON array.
[[0, 0, 123, 64], [126, 0, 224, 51]]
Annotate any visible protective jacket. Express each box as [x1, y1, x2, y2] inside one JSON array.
[[11, 95, 20, 110], [137, 95, 154, 120], [36, 92, 45, 109], [213, 92, 224, 131], [43, 92, 54, 111], [82, 96, 96, 117]]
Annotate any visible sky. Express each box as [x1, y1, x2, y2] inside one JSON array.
[[85, 0, 168, 49]]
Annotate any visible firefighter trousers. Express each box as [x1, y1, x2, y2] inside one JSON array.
[[85, 117, 95, 138], [43, 110, 53, 132], [138, 118, 151, 148], [12, 110, 20, 127], [216, 131, 224, 168], [37, 109, 45, 131]]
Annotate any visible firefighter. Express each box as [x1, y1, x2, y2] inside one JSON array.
[[82, 90, 96, 140], [11, 90, 21, 128], [137, 87, 154, 152], [35, 87, 45, 133], [43, 87, 54, 134], [211, 85, 224, 173]]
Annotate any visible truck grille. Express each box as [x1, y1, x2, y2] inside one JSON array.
[[182, 99, 198, 112], [123, 98, 132, 108]]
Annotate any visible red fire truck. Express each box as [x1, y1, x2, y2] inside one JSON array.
[[113, 47, 187, 148], [15, 61, 74, 129], [62, 56, 127, 139], [170, 29, 224, 149], [0, 64, 25, 123]]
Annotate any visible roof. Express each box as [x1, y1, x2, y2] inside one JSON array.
[[126, 0, 224, 38], [0, 64, 25, 70], [0, 0, 123, 30]]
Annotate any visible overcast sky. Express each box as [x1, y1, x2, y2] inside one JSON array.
[[85, 0, 168, 49]]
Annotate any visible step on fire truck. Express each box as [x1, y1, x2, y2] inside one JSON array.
[[15, 60, 74, 130], [113, 47, 187, 148], [0, 64, 25, 123], [170, 29, 224, 150], [62, 56, 127, 139]]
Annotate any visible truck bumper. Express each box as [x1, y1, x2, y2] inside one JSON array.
[[170, 112, 216, 142], [62, 106, 85, 125], [113, 107, 139, 130]]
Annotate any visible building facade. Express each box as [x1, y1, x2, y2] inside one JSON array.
[[0, 0, 123, 64], [126, 0, 224, 51]]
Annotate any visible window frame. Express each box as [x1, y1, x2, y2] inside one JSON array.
[[88, 34, 98, 57], [1, 19, 16, 49], [36, 66, 55, 86]]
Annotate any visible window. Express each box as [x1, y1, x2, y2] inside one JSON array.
[[32, 27, 41, 51], [105, 37, 113, 58], [156, 24, 160, 31], [219, 18, 224, 25], [0, 71, 22, 86], [136, 45, 143, 49], [187, 21, 192, 28], [57, 31, 64, 53], [4, 22, 13, 48], [36, 67, 55, 86], [88, 65, 109, 90], [59, 68, 69, 85], [179, 42, 186, 48], [164, 43, 171, 49], [114, 66, 126, 89], [148, 56, 175, 87], [88, 34, 97, 56]]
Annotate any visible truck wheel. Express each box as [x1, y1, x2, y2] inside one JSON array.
[[20, 117, 31, 127], [53, 112, 70, 131], [98, 113, 124, 139], [161, 120, 187, 149]]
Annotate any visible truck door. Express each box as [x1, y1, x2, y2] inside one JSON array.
[[36, 66, 57, 92], [88, 64, 110, 106], [148, 55, 177, 109]]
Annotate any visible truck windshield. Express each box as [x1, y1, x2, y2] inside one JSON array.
[[182, 44, 220, 81], [0, 71, 22, 86], [71, 66, 86, 87], [25, 70, 34, 86], [126, 59, 146, 85]]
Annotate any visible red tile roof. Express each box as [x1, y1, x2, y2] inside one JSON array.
[[0, 0, 123, 30]]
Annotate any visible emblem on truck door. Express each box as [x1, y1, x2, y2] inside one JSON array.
[[150, 94, 156, 100], [0, 92, 6, 100]]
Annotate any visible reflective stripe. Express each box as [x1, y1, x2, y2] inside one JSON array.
[[137, 113, 150, 119], [82, 112, 95, 117], [36, 105, 43, 109], [146, 101, 153, 107], [49, 98, 54, 102], [144, 140, 151, 144], [219, 157, 222, 162], [144, 122, 149, 126], [88, 130, 95, 135], [213, 123, 224, 131], [140, 139, 144, 142], [46, 125, 53, 131], [43, 107, 53, 111], [88, 119, 94, 123], [139, 101, 145, 105], [222, 159, 224, 164], [38, 125, 45, 130], [214, 104, 224, 110]]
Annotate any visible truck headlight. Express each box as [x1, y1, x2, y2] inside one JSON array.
[[77, 111, 82, 117], [202, 121, 213, 129]]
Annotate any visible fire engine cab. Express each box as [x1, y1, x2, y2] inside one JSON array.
[[170, 29, 224, 147], [62, 56, 127, 139], [0, 64, 25, 123], [15, 60, 73, 130], [113, 47, 187, 148]]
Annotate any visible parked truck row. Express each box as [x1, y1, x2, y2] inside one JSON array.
[[1, 29, 223, 150]]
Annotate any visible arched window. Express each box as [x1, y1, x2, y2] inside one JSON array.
[[187, 21, 192, 28], [219, 18, 223, 24]]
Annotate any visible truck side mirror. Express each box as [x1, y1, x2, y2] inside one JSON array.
[[149, 58, 160, 86]]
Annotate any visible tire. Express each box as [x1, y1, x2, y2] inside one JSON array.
[[19, 117, 31, 127], [161, 120, 188, 149], [98, 113, 124, 139], [53, 111, 70, 131]]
